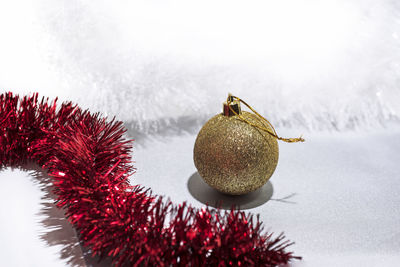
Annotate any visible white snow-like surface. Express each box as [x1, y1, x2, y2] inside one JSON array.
[[1, 0, 400, 131]]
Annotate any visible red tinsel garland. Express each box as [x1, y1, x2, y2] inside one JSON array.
[[0, 92, 300, 266]]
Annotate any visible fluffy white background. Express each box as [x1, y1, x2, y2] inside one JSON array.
[[1, 2, 400, 267], [1, 0, 400, 132]]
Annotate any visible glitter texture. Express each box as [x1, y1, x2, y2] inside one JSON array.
[[194, 111, 279, 195]]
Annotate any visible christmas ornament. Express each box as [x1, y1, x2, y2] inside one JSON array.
[[0, 92, 301, 266], [194, 94, 304, 195]]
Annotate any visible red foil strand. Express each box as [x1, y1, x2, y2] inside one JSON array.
[[0, 92, 300, 266]]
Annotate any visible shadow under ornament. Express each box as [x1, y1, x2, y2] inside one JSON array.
[[187, 172, 274, 210]]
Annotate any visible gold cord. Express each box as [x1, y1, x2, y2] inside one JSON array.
[[226, 94, 305, 143]]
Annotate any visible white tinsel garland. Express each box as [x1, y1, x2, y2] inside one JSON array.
[[1, 0, 400, 132]]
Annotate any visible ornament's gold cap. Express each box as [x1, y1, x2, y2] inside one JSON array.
[[223, 94, 241, 116]]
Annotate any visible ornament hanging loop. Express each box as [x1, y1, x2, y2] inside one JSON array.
[[223, 95, 242, 116], [226, 94, 305, 143]]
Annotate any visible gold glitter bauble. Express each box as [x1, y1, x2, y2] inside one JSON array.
[[193, 111, 279, 195]]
